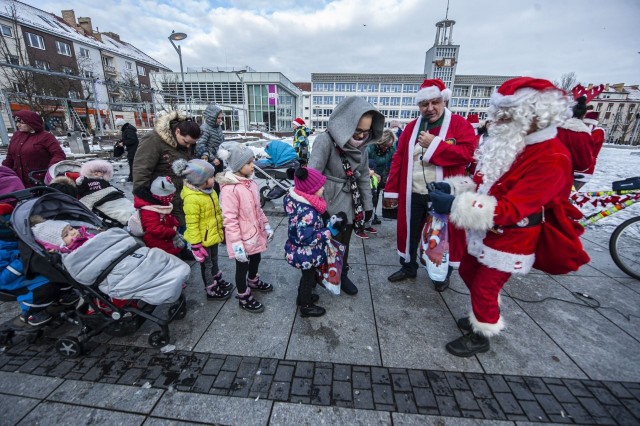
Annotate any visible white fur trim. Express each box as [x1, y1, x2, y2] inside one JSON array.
[[491, 88, 539, 108], [524, 125, 557, 145], [384, 192, 398, 199], [583, 118, 598, 126], [467, 231, 535, 274], [288, 187, 310, 204], [469, 310, 505, 337], [444, 176, 477, 196], [422, 136, 442, 163], [416, 87, 451, 103], [561, 118, 590, 134], [450, 192, 497, 231]]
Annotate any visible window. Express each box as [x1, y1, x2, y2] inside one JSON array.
[[480, 99, 490, 108], [472, 86, 492, 97], [125, 61, 133, 70], [137, 65, 146, 76], [366, 96, 378, 105], [1, 24, 13, 37], [453, 86, 469, 97], [12, 82, 25, 93], [312, 96, 322, 104], [403, 84, 419, 93], [335, 95, 346, 104], [68, 90, 80, 99], [25, 32, 45, 49], [401, 97, 414, 106], [380, 84, 402, 93], [34, 60, 50, 70], [617, 104, 624, 111], [61, 66, 74, 75], [312, 83, 334, 92], [358, 83, 378, 92], [5, 54, 18, 65], [335, 83, 356, 92], [606, 103, 613, 112], [629, 104, 636, 113], [379, 97, 391, 106], [596, 103, 602, 112], [55, 40, 71, 56], [470, 98, 481, 108], [83, 70, 94, 78], [401, 110, 419, 119], [80, 47, 90, 58]]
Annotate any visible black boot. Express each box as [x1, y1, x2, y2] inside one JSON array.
[[446, 332, 490, 357], [300, 304, 326, 317], [433, 265, 454, 292], [340, 266, 358, 295], [296, 294, 319, 306], [457, 316, 472, 332]]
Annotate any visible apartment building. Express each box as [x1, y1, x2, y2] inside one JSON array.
[[589, 84, 640, 145]]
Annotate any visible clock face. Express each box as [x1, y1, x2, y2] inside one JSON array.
[[444, 58, 452, 66]]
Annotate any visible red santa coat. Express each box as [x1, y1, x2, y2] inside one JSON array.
[[556, 118, 594, 182], [448, 126, 573, 275], [385, 109, 477, 264], [584, 122, 605, 175]]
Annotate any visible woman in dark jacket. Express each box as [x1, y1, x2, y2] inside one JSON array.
[[368, 129, 397, 224], [116, 119, 139, 182], [2, 110, 66, 187], [132, 111, 201, 226]]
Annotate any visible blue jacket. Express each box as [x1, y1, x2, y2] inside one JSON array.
[[283, 190, 332, 270], [0, 238, 48, 292]]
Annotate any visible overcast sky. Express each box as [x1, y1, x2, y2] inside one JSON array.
[[29, 0, 640, 85]]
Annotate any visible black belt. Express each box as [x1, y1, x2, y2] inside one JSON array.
[[490, 211, 543, 234]]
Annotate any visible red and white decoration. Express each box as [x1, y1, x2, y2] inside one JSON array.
[[415, 79, 452, 104]]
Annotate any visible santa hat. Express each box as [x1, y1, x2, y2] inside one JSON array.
[[491, 77, 564, 108], [415, 79, 452, 104], [79, 159, 114, 181], [583, 111, 600, 126], [467, 114, 480, 128], [32, 220, 70, 248], [292, 117, 305, 128]]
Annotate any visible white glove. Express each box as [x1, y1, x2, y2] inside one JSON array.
[[232, 242, 248, 263], [265, 223, 274, 242]]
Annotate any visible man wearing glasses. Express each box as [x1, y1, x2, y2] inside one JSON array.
[[384, 79, 477, 291], [2, 110, 66, 187]]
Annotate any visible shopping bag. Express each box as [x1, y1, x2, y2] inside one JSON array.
[[315, 239, 345, 295], [419, 213, 450, 282]]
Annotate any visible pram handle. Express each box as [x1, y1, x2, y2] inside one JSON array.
[[0, 186, 60, 203], [28, 169, 48, 186]]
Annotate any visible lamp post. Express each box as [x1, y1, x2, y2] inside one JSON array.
[[168, 31, 188, 114], [234, 70, 247, 137]]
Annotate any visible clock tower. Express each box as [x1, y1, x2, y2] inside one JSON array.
[[423, 18, 459, 88]]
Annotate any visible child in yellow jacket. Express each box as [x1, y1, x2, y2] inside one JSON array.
[[173, 159, 233, 300]]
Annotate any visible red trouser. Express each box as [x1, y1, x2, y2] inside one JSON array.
[[459, 252, 511, 325]]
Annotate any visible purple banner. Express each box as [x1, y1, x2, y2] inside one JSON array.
[[268, 84, 278, 105]]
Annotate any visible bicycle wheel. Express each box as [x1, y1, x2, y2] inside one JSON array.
[[609, 216, 640, 280]]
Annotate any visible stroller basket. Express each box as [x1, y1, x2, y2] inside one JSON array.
[[254, 160, 299, 207]]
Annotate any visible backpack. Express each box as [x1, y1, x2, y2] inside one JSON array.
[[127, 210, 144, 236]]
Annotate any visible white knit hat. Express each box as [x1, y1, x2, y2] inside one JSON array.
[[115, 118, 126, 126], [218, 144, 255, 173], [32, 220, 69, 247]]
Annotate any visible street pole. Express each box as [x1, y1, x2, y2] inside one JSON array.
[[169, 31, 188, 115], [234, 71, 247, 137], [92, 78, 104, 136], [0, 88, 13, 146]]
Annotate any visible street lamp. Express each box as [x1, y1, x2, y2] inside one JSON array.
[[234, 70, 248, 137], [168, 30, 188, 114]]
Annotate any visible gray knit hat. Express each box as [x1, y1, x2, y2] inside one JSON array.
[[218, 144, 255, 172], [32, 220, 69, 247], [172, 159, 215, 186], [150, 176, 176, 197]]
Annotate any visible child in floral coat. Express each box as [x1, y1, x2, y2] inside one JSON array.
[[283, 167, 346, 317]]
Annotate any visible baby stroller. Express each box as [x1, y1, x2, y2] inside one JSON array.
[[254, 140, 299, 207], [28, 159, 83, 187], [8, 187, 188, 357]]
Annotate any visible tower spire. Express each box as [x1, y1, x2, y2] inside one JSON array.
[[445, 0, 450, 20]]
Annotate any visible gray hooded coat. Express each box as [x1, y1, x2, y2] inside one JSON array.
[[308, 97, 385, 224], [195, 105, 224, 161]]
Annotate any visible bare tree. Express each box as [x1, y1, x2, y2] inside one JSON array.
[[155, 73, 180, 112], [0, 4, 80, 125], [553, 72, 579, 94], [118, 71, 141, 103]]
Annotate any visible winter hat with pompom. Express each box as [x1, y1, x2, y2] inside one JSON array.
[[150, 176, 176, 204], [172, 159, 215, 186], [289, 166, 326, 195], [218, 144, 255, 173], [78, 159, 113, 182], [32, 220, 70, 248]]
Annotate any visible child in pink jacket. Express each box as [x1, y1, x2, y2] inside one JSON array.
[[217, 144, 273, 313]]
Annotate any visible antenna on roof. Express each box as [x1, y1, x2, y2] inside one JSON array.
[[445, 0, 450, 19]]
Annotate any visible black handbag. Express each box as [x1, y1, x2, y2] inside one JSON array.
[[113, 141, 125, 158]]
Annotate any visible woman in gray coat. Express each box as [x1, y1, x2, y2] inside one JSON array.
[[308, 97, 384, 295]]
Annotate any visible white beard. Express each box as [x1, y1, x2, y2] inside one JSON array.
[[475, 121, 527, 190]]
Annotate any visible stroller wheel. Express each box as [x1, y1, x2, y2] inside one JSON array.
[[55, 336, 83, 358], [148, 330, 169, 348], [259, 186, 269, 208], [168, 304, 187, 320]]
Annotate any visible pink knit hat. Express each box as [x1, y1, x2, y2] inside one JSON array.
[[294, 167, 326, 195]]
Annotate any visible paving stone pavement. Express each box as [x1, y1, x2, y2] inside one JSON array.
[[0, 162, 639, 425]]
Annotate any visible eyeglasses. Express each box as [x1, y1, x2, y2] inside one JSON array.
[[14, 117, 23, 123], [353, 129, 371, 138]]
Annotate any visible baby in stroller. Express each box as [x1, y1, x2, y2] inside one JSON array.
[[76, 159, 135, 226]]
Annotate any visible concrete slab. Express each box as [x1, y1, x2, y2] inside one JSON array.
[[369, 264, 482, 372], [286, 263, 381, 365], [393, 412, 515, 425], [151, 391, 272, 425], [269, 402, 391, 425], [144, 418, 206, 426], [0, 394, 40, 425], [362, 219, 403, 267], [580, 236, 630, 279], [46, 380, 164, 413], [17, 401, 146, 425], [261, 216, 288, 260], [0, 371, 63, 398], [505, 273, 640, 381], [194, 257, 297, 358]]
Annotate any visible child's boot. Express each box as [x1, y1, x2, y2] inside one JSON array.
[[247, 274, 273, 292], [213, 271, 234, 291], [236, 288, 264, 313], [205, 281, 232, 300]]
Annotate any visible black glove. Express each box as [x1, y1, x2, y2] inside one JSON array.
[[430, 190, 455, 214], [427, 181, 451, 194], [364, 210, 373, 223]]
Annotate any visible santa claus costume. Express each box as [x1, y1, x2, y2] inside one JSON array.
[[556, 96, 595, 190], [583, 111, 606, 178], [385, 79, 476, 280], [429, 77, 590, 357]]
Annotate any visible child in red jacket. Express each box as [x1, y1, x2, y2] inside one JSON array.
[[133, 176, 192, 260]]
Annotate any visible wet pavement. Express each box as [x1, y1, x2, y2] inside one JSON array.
[[0, 160, 639, 425]]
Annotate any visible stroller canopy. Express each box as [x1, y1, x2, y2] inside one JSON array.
[[263, 141, 298, 167]]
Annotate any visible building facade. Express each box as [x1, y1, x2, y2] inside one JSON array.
[[589, 84, 640, 145]]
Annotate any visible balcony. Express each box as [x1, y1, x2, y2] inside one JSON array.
[[104, 65, 117, 76]]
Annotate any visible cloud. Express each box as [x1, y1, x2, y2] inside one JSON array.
[[30, 0, 640, 84]]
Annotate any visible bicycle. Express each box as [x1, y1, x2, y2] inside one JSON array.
[[570, 177, 640, 280]]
